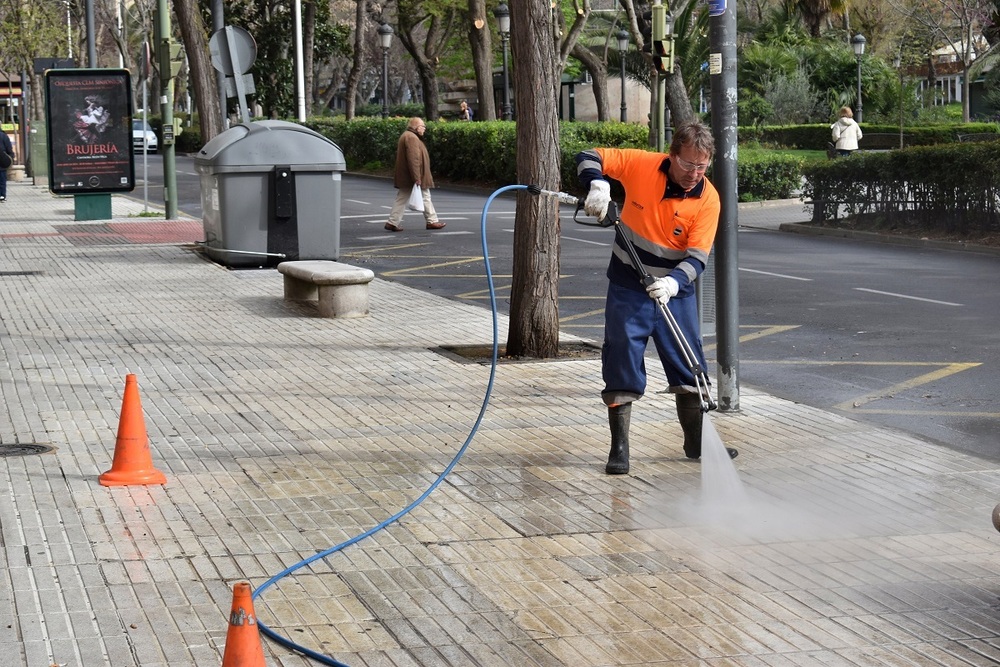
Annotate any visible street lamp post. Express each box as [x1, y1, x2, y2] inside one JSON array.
[[617, 29, 629, 122], [663, 11, 675, 145], [894, 52, 904, 149], [378, 22, 393, 118], [493, 3, 512, 121], [852, 33, 866, 123]]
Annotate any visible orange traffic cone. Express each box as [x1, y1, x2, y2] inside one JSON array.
[[222, 582, 267, 667], [99, 374, 167, 486]]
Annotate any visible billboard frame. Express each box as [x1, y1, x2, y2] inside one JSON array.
[[44, 68, 135, 195]]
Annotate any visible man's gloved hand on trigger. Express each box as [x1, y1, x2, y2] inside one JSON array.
[[584, 180, 611, 220], [646, 276, 679, 305]]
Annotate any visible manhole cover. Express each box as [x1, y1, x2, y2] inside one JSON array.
[[0, 443, 56, 457]]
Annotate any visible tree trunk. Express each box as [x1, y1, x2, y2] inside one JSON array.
[[506, 0, 562, 359], [571, 42, 610, 121], [344, 0, 366, 120], [174, 0, 222, 142], [418, 66, 441, 120], [665, 70, 696, 127], [467, 0, 497, 120]]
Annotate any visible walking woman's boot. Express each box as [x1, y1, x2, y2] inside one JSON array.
[[606, 404, 631, 474]]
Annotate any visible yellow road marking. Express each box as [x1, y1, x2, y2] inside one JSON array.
[[342, 243, 431, 253], [831, 362, 982, 410], [457, 285, 511, 298], [703, 325, 800, 352], [560, 308, 605, 324], [383, 257, 487, 276]]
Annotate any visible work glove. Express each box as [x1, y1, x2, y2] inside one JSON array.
[[646, 276, 679, 306], [584, 180, 611, 220]]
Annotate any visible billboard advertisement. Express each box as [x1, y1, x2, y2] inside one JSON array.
[[44, 69, 135, 195]]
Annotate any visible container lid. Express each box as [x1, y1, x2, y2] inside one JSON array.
[[193, 120, 346, 171]]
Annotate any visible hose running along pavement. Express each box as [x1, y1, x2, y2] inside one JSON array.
[[250, 184, 532, 666]]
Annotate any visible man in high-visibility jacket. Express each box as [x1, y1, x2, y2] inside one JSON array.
[[576, 121, 738, 474]]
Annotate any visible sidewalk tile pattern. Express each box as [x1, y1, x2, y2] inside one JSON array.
[[1, 182, 1000, 666]]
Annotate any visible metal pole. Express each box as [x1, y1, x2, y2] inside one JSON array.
[[899, 70, 904, 149], [66, 2, 73, 59], [157, 0, 177, 219], [212, 0, 228, 129], [656, 75, 665, 151], [85, 0, 97, 66], [381, 47, 389, 118], [620, 52, 627, 122], [856, 55, 864, 123], [500, 34, 512, 120], [709, 0, 739, 411], [293, 0, 306, 122]]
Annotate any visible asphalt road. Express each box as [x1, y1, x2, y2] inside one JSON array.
[[129, 155, 1000, 461]]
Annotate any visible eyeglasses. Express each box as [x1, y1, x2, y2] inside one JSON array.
[[673, 155, 710, 172]]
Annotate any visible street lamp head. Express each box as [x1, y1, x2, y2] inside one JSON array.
[[617, 29, 629, 53], [493, 3, 510, 35], [378, 21, 394, 50], [851, 33, 866, 58], [893, 52, 901, 69]]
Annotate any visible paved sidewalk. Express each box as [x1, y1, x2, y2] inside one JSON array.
[[2, 180, 1000, 667]]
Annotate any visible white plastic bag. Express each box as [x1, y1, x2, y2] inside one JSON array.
[[406, 185, 424, 212]]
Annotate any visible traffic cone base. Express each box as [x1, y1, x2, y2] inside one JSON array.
[[99, 374, 167, 486], [222, 582, 267, 667]]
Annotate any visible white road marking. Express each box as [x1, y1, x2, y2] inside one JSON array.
[[562, 236, 609, 246], [854, 288, 962, 306], [739, 267, 812, 281]]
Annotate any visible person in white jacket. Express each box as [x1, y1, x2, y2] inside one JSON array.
[[831, 106, 863, 157]]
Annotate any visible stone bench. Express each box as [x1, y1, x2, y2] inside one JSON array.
[[277, 260, 375, 318]]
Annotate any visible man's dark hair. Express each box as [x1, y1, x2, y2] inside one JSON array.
[[670, 122, 715, 159]]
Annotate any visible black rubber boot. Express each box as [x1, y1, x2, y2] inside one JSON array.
[[675, 393, 704, 459], [676, 393, 739, 460], [606, 404, 631, 475]]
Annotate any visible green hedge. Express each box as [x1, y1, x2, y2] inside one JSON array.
[[802, 143, 1000, 235], [741, 122, 1000, 150], [305, 118, 802, 201]]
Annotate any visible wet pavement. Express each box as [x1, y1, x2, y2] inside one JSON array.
[[2, 180, 1000, 666]]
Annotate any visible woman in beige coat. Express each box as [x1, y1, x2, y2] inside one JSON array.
[[831, 106, 863, 157], [385, 117, 446, 231]]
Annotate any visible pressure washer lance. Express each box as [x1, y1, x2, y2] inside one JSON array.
[[528, 185, 718, 413]]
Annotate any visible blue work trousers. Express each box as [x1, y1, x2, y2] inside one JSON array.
[[601, 281, 708, 406]]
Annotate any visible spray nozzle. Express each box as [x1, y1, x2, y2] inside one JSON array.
[[525, 185, 581, 206]]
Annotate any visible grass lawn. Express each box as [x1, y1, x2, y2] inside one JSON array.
[[757, 147, 828, 163]]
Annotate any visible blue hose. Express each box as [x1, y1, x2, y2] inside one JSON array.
[[251, 184, 529, 666]]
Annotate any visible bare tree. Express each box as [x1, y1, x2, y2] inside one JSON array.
[[0, 0, 69, 120], [343, 0, 369, 119], [174, 0, 223, 142], [466, 0, 497, 120], [506, 0, 563, 358], [617, 0, 696, 129], [571, 41, 611, 120], [890, 0, 992, 121], [395, 0, 460, 120]]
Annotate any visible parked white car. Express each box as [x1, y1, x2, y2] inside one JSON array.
[[132, 120, 158, 153]]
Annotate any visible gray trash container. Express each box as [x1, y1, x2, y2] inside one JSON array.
[[194, 120, 346, 268]]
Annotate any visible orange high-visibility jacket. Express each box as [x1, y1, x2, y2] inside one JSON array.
[[577, 147, 720, 296]]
